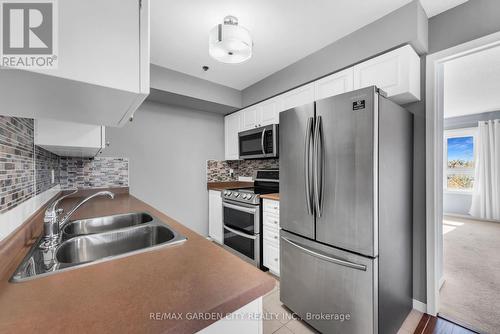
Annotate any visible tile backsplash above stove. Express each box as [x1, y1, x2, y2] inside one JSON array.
[[207, 159, 279, 182]]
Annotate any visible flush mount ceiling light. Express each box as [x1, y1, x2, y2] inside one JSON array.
[[209, 15, 252, 64]]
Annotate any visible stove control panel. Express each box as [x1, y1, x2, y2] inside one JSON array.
[[222, 190, 259, 205]]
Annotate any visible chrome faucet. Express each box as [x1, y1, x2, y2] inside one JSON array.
[[42, 189, 115, 247]]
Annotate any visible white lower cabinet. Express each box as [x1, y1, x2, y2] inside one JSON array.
[[198, 296, 263, 334], [263, 199, 280, 276], [208, 190, 223, 244]]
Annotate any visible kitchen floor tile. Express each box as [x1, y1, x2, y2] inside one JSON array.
[[263, 316, 283, 334], [263, 290, 294, 324], [273, 325, 294, 334], [285, 318, 320, 334]]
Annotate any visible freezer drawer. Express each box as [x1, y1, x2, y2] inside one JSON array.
[[280, 230, 378, 334]]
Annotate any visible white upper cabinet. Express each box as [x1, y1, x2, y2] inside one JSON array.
[[314, 68, 354, 101], [259, 97, 281, 126], [242, 105, 260, 130], [353, 45, 420, 104], [0, 0, 149, 127], [224, 112, 241, 160], [282, 82, 315, 111], [35, 119, 105, 157], [224, 45, 421, 155]]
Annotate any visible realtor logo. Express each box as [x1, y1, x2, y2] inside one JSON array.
[[0, 0, 58, 68]]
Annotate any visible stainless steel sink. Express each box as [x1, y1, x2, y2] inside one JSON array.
[[57, 225, 177, 265], [10, 212, 187, 282], [62, 212, 153, 240]]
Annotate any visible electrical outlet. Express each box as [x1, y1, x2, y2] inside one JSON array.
[[229, 168, 234, 177]]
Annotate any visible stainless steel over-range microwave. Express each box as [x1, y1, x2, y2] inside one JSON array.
[[238, 124, 278, 159]]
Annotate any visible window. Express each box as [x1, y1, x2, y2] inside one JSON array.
[[444, 128, 476, 192]]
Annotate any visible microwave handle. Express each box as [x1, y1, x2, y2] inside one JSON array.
[[260, 128, 266, 155]]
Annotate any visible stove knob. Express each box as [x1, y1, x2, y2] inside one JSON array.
[[227, 191, 232, 196], [243, 194, 248, 199], [247, 195, 253, 200], [223, 191, 227, 195], [234, 193, 240, 197]]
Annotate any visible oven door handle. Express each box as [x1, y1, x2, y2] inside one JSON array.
[[222, 201, 258, 214], [224, 225, 257, 240]]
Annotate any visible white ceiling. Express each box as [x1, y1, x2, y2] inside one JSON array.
[[444, 45, 500, 118], [151, 0, 468, 90]]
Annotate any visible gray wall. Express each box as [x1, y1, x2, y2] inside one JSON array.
[[402, 56, 427, 302], [429, 0, 500, 54], [241, 0, 428, 107], [150, 65, 242, 109], [443, 193, 471, 215], [103, 101, 224, 236], [444, 111, 500, 130]]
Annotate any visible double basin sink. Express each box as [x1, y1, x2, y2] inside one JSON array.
[[10, 212, 187, 282]]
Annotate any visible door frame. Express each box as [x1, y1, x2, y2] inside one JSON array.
[[425, 31, 500, 316]]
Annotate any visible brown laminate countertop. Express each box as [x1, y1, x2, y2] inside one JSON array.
[[260, 193, 280, 201], [0, 193, 275, 334], [207, 181, 253, 191]]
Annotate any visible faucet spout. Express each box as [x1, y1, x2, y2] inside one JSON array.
[[42, 190, 115, 246], [60, 191, 115, 228]]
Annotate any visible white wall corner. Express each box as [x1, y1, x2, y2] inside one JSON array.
[[0, 185, 61, 242], [412, 299, 427, 313]]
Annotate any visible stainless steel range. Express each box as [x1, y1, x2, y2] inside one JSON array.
[[221, 170, 279, 268]]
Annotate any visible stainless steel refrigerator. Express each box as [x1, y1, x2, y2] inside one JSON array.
[[279, 86, 413, 334]]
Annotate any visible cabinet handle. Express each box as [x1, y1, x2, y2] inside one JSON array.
[[274, 258, 278, 261], [274, 236, 278, 239]]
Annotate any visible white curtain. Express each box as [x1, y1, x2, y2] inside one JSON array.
[[470, 119, 500, 220]]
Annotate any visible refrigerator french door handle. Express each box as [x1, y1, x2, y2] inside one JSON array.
[[260, 129, 266, 155], [281, 237, 367, 271], [313, 116, 324, 218], [304, 117, 314, 215]]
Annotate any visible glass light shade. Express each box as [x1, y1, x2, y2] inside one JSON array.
[[209, 23, 252, 64]]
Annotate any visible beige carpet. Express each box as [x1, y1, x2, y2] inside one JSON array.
[[440, 216, 500, 334]]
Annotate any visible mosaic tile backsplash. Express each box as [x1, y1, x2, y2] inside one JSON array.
[[59, 157, 128, 189], [0, 115, 129, 215], [35, 146, 60, 195], [207, 159, 279, 182], [0, 117, 35, 213]]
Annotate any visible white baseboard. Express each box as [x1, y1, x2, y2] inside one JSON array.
[[444, 213, 500, 223], [0, 185, 61, 242], [412, 299, 427, 313]]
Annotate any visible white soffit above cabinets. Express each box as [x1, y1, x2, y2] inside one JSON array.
[[151, 0, 468, 90], [419, 0, 468, 18], [444, 44, 500, 118]]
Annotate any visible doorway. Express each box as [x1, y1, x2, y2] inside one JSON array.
[[426, 32, 500, 333]]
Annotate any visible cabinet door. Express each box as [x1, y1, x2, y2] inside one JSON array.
[[353, 45, 420, 104], [282, 83, 315, 111], [241, 106, 261, 130], [32, 0, 142, 93], [263, 241, 280, 275], [208, 190, 223, 244], [35, 119, 104, 157], [224, 112, 241, 160], [314, 68, 354, 100], [259, 97, 281, 126]]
